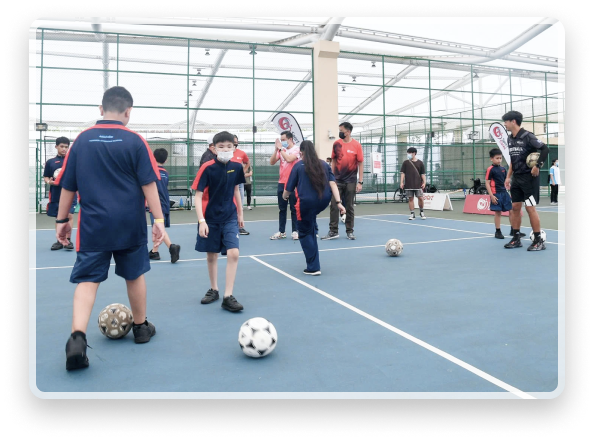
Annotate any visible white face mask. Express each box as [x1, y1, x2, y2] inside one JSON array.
[[407, 153, 413, 160], [217, 150, 233, 163], [555, 162, 559, 167]]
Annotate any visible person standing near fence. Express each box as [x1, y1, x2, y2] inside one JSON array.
[[283, 141, 345, 275], [55, 86, 164, 370], [549, 158, 560, 205], [244, 163, 253, 210], [44, 136, 77, 250], [322, 122, 363, 240], [502, 110, 549, 251], [232, 135, 250, 235], [200, 136, 216, 166], [400, 147, 427, 220], [269, 130, 301, 240]]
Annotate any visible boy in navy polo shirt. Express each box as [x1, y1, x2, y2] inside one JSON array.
[[43, 136, 77, 250], [55, 86, 165, 371], [485, 148, 513, 239], [148, 148, 181, 263], [191, 131, 245, 312]]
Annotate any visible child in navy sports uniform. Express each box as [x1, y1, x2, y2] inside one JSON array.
[[284, 141, 345, 275], [43, 136, 77, 250], [148, 148, 181, 263], [485, 148, 513, 239], [55, 86, 165, 371], [191, 131, 246, 312]]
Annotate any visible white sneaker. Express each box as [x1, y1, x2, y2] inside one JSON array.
[[247, 206, 253, 210], [420, 212, 427, 220], [270, 232, 287, 240], [409, 213, 415, 220], [292, 231, 299, 240]]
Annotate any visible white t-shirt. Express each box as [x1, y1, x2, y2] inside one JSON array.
[[549, 165, 561, 185]]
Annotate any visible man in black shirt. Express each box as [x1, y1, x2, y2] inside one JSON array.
[[200, 135, 217, 166], [502, 111, 549, 251]]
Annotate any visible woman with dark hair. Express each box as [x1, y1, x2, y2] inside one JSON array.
[[283, 141, 346, 275]]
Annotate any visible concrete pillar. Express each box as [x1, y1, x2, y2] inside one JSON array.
[[313, 40, 340, 160]]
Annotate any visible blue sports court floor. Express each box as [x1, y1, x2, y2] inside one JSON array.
[[32, 213, 561, 397]]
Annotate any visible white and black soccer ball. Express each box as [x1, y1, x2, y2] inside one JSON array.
[[98, 303, 134, 339], [529, 229, 546, 243], [385, 238, 403, 257], [238, 317, 278, 358], [53, 168, 62, 179]]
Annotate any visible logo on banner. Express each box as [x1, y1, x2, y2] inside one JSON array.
[[477, 197, 489, 210], [272, 112, 304, 145], [493, 126, 503, 139]]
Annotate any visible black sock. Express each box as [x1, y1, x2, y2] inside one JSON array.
[[411, 210, 415, 215], [71, 331, 86, 339], [496, 228, 501, 232], [513, 229, 520, 236], [134, 319, 148, 326], [534, 231, 541, 241]]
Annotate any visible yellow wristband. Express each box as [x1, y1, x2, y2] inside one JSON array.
[[154, 218, 165, 223]]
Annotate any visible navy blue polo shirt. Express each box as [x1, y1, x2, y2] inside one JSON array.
[[191, 158, 245, 223], [286, 159, 335, 208], [155, 165, 170, 215], [56, 120, 160, 252], [43, 155, 67, 205], [485, 164, 507, 194]]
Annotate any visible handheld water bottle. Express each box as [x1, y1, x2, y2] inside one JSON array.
[[180, 197, 184, 209]]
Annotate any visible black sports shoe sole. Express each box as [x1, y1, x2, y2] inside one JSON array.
[[303, 270, 321, 276], [201, 290, 220, 304], [66, 353, 89, 371], [51, 246, 64, 251], [149, 254, 161, 260], [527, 244, 546, 251], [504, 242, 523, 248]]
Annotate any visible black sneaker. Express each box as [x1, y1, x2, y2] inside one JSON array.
[[303, 269, 321, 276], [65, 332, 89, 371], [527, 238, 546, 251], [65, 238, 74, 250], [346, 232, 356, 240], [201, 288, 219, 304], [321, 231, 339, 240], [132, 320, 156, 344], [169, 244, 180, 263], [149, 250, 160, 260], [504, 235, 523, 249], [239, 228, 250, 235], [221, 295, 243, 312], [51, 241, 64, 251], [495, 230, 505, 239]]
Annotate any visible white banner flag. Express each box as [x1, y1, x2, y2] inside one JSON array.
[[489, 122, 511, 166], [272, 112, 304, 145], [371, 152, 382, 174]]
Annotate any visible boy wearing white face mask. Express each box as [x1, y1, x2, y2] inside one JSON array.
[[400, 147, 427, 220], [191, 131, 246, 312]]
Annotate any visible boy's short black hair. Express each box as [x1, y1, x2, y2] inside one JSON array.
[[502, 110, 523, 126], [153, 148, 168, 164], [55, 136, 70, 146], [489, 148, 503, 158], [102, 86, 133, 113], [213, 131, 235, 146], [339, 122, 353, 132], [280, 130, 293, 140], [406, 147, 417, 154]]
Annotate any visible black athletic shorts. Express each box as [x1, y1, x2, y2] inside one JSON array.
[[510, 173, 538, 206]]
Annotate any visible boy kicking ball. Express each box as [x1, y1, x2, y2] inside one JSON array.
[[485, 148, 512, 239]]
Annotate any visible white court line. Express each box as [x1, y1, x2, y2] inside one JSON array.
[[359, 217, 561, 245], [32, 235, 491, 270], [250, 256, 534, 399]]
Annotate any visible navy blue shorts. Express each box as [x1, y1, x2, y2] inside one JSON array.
[[149, 212, 170, 228], [195, 220, 239, 256], [46, 199, 76, 217], [70, 244, 150, 283], [489, 191, 512, 212]]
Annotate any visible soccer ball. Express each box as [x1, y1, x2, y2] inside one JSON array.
[[529, 230, 546, 243], [526, 152, 540, 168], [98, 303, 134, 339], [238, 317, 278, 358], [385, 239, 403, 257], [53, 168, 62, 179]]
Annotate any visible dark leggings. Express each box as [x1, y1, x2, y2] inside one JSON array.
[[245, 184, 252, 207]]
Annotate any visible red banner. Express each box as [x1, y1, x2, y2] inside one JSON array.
[[463, 194, 522, 217]]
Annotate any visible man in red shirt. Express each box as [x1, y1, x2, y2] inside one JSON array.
[[231, 134, 250, 236], [322, 122, 364, 240]]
